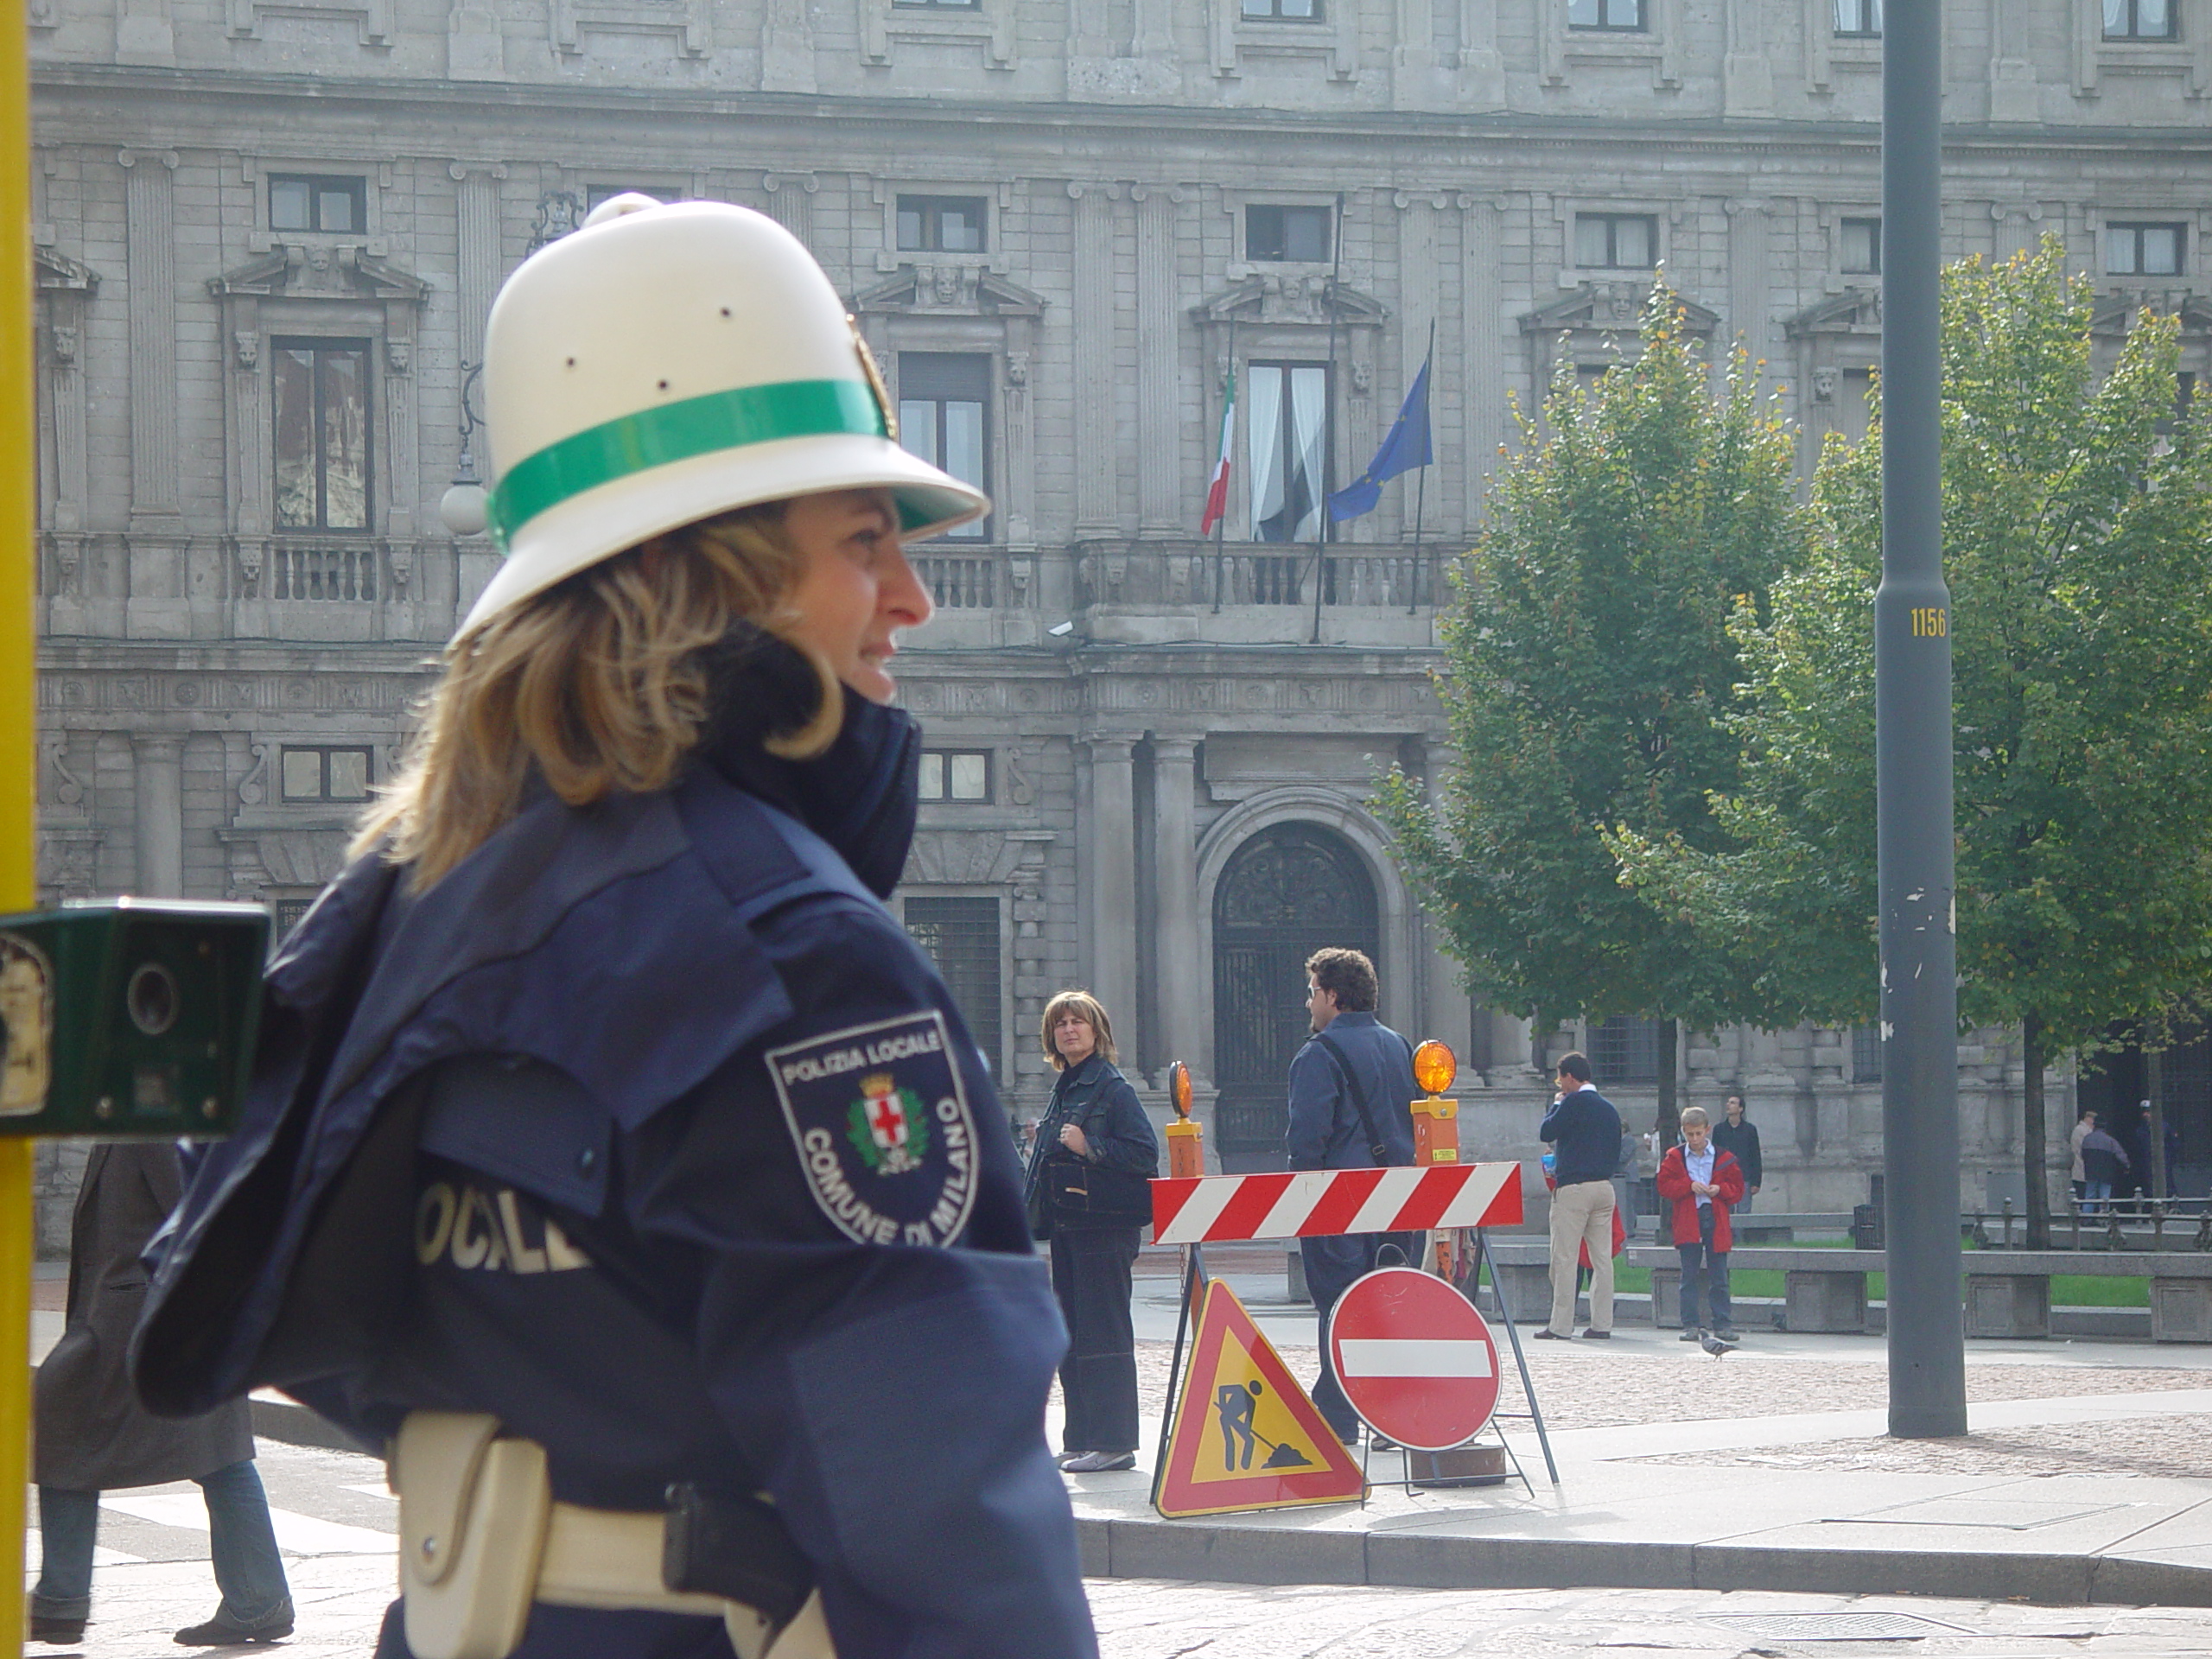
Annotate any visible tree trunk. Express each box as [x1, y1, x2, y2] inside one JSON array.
[[2023, 1012, 2049, 1250], [1656, 1019, 1681, 1151]]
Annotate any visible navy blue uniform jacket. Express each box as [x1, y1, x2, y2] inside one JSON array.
[[130, 679, 1096, 1659], [1285, 1012, 1417, 1171]]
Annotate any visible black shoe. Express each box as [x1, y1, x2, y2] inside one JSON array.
[[29, 1613, 85, 1645], [1678, 1327, 1704, 1342], [1369, 1433, 1402, 1452], [1532, 1328, 1570, 1341], [1713, 1328, 1743, 1344], [1059, 1450, 1135, 1473], [1580, 1328, 1611, 1340], [175, 1602, 296, 1646]]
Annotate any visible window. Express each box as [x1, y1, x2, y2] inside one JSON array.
[[1841, 217, 1882, 275], [1568, 0, 1643, 29], [897, 353, 989, 542], [902, 897, 1001, 1069], [586, 184, 680, 210], [280, 745, 373, 804], [1243, 0, 1320, 17], [1852, 1022, 1883, 1083], [1834, 0, 1880, 35], [1589, 1016, 1662, 1086], [1574, 213, 1656, 270], [2107, 221, 2186, 276], [270, 175, 365, 235], [271, 895, 315, 940], [272, 340, 371, 531], [1247, 361, 1328, 543], [1247, 205, 1332, 264], [2104, 0, 2174, 39], [895, 196, 987, 254], [918, 750, 992, 802]]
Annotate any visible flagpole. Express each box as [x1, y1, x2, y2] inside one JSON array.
[[1214, 317, 1233, 615], [1312, 190, 1344, 647], [1408, 319, 1433, 615]]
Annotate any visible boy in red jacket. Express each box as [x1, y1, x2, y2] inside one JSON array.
[[1656, 1105, 1747, 1344]]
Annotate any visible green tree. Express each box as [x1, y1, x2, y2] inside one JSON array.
[[1376, 287, 1806, 1144], [1614, 240, 2212, 1245]]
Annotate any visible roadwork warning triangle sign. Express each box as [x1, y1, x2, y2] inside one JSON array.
[[1154, 1278, 1366, 1518]]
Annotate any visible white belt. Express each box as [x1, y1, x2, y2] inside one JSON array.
[[394, 1411, 833, 1659]]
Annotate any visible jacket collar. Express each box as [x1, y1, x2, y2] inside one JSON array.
[[696, 633, 921, 900]]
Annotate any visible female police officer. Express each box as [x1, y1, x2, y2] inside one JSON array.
[[130, 196, 1095, 1659]]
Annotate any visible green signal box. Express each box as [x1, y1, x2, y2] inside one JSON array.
[[0, 899, 268, 1139]]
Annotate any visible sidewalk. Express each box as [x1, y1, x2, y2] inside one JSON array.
[[215, 1264, 2212, 1610], [1055, 1273, 2212, 1607]]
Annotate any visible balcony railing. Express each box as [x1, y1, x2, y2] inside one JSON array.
[[1077, 540, 1446, 610], [915, 551, 1001, 610], [246, 539, 384, 602]]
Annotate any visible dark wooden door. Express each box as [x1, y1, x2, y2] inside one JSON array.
[[1211, 824, 1377, 1173]]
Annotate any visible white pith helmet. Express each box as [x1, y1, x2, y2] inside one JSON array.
[[459, 194, 988, 638]]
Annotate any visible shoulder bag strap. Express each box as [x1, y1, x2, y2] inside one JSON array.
[[1313, 1031, 1397, 1167]]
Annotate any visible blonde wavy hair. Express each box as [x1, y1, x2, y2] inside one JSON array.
[[1040, 989, 1117, 1071], [354, 501, 841, 889]]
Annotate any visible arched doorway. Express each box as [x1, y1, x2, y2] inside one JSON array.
[[1211, 823, 1379, 1173]]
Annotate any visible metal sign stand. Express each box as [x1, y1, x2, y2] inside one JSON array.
[[1469, 1227, 1559, 1485], [1147, 1243, 1210, 1510]]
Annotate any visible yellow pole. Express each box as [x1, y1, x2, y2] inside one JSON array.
[[0, 0, 36, 1637]]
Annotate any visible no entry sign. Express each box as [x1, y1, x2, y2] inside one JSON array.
[[1325, 1267, 1501, 1452]]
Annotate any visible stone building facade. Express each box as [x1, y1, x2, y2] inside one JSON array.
[[25, 0, 2212, 1244]]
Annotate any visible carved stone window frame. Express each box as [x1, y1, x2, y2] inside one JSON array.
[[34, 245, 97, 542], [242, 155, 390, 255], [1803, 0, 1882, 92], [209, 246, 429, 556], [861, 0, 1014, 70], [1207, 0, 1359, 81], [893, 880, 1015, 1079], [1815, 200, 1884, 290], [1541, 0, 1681, 88], [851, 266, 1046, 549], [226, 0, 390, 46], [2089, 201, 2205, 279], [2075, 0, 2211, 96], [1221, 187, 1347, 283], [1551, 196, 1681, 289], [868, 178, 1015, 275], [550, 0, 711, 58]]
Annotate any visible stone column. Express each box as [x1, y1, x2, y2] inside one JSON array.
[[1460, 196, 1504, 523], [1134, 188, 1181, 535], [121, 149, 188, 639], [1071, 184, 1120, 537], [1726, 198, 1770, 391], [1083, 736, 1139, 1041], [133, 734, 184, 897], [1150, 737, 1203, 1079]]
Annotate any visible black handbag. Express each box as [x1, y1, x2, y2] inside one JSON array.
[[1045, 1155, 1154, 1230]]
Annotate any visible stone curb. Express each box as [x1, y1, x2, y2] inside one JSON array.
[[1074, 1515, 2212, 1607], [251, 1393, 2212, 1609]]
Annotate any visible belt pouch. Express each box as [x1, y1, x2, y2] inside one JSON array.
[[397, 1411, 553, 1659]]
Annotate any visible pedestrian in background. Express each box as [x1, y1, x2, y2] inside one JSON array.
[[35, 1144, 292, 1647], [1536, 1052, 1621, 1341], [1287, 948, 1420, 1444], [1711, 1093, 1762, 1215], [2082, 1118, 2133, 1214], [1657, 1104, 1745, 1344], [1024, 990, 1159, 1474], [2070, 1108, 2096, 1207]]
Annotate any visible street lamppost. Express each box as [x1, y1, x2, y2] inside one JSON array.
[[1878, 0, 1967, 1439]]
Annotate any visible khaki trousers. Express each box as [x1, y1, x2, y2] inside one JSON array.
[[1548, 1179, 1616, 1335]]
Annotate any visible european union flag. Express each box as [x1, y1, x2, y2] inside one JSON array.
[[1327, 354, 1433, 522]]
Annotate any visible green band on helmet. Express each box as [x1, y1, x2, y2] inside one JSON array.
[[487, 378, 890, 547]]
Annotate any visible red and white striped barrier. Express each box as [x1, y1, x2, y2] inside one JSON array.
[[1149, 1162, 1522, 1245]]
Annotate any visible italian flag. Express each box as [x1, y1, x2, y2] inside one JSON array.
[[1199, 363, 1235, 536]]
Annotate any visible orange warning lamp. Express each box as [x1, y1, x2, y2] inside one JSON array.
[[1165, 1059, 1205, 1178], [1409, 1039, 1459, 1166]]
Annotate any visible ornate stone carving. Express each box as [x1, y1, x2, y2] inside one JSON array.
[[238, 741, 270, 806], [528, 191, 582, 252], [1812, 365, 1839, 404]]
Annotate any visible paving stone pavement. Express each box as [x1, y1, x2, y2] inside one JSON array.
[[26, 1441, 2212, 1656]]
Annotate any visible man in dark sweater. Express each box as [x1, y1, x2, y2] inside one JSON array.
[[1711, 1093, 1763, 1214], [1537, 1052, 1624, 1339]]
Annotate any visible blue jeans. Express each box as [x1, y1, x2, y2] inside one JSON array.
[[2084, 1179, 2113, 1215], [35, 1460, 292, 1624], [1676, 1206, 1734, 1333]]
